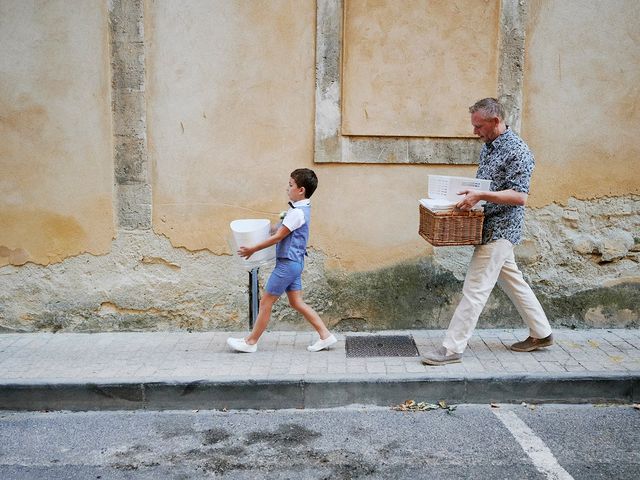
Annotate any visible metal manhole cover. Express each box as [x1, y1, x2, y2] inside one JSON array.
[[345, 335, 419, 358]]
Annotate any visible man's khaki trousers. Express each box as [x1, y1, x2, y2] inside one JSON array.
[[442, 239, 552, 354]]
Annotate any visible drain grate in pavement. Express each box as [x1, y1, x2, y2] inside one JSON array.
[[345, 335, 419, 358]]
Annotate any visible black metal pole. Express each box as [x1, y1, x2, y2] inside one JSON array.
[[248, 267, 260, 329]]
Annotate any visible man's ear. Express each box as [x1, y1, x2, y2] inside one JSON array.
[[300, 186, 306, 197]]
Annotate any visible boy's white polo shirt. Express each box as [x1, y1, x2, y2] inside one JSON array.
[[282, 199, 310, 232]]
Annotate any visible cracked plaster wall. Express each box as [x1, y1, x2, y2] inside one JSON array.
[[1, 195, 638, 332], [0, 0, 638, 332]]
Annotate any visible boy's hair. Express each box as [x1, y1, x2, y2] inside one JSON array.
[[291, 168, 318, 198]]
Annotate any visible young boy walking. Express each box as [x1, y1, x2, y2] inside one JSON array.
[[226, 168, 337, 353]]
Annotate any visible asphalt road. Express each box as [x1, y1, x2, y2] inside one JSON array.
[[0, 404, 638, 479]]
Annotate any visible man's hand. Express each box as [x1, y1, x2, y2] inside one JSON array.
[[238, 246, 256, 259], [456, 188, 528, 210], [456, 190, 484, 211]]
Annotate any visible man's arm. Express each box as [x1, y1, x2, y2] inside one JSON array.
[[455, 189, 528, 211]]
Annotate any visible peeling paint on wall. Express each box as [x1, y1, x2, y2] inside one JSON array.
[[0, 197, 637, 332], [0, 1, 114, 266]]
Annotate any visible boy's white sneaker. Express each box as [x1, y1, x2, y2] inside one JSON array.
[[307, 334, 337, 352], [227, 337, 257, 353]]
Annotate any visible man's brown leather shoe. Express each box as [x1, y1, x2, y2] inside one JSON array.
[[510, 334, 554, 352]]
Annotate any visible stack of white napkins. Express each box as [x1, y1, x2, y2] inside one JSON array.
[[419, 198, 484, 212], [419, 198, 457, 211]]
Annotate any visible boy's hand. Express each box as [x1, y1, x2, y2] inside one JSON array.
[[238, 246, 255, 259]]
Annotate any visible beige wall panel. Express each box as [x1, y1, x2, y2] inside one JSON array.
[[148, 0, 317, 251], [0, 1, 114, 266], [342, 0, 500, 137], [523, 0, 640, 206], [313, 164, 478, 271]]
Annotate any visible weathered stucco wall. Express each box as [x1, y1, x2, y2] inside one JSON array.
[[146, 0, 461, 271], [0, 0, 638, 333], [342, 0, 500, 137], [0, 0, 114, 266], [147, 0, 316, 251], [523, 0, 640, 205]]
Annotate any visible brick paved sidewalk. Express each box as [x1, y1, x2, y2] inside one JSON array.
[[0, 328, 638, 384]]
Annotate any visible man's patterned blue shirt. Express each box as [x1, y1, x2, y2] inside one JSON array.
[[476, 128, 534, 245]]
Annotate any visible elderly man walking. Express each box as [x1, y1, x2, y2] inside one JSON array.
[[422, 98, 553, 366]]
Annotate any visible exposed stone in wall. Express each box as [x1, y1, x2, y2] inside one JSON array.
[[522, 197, 639, 294], [430, 197, 640, 291], [0, 232, 246, 333], [296, 197, 639, 331], [1, 197, 636, 332], [498, 0, 527, 132], [109, 0, 151, 230]]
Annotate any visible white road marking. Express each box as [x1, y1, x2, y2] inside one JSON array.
[[492, 407, 574, 480]]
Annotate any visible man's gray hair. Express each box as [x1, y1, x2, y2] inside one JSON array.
[[469, 98, 505, 120]]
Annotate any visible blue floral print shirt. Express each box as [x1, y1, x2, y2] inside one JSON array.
[[476, 128, 534, 245]]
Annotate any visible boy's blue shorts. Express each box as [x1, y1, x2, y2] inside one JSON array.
[[265, 259, 303, 296]]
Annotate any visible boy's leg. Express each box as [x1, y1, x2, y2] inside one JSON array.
[[245, 293, 279, 344], [241, 259, 295, 345], [286, 290, 332, 340], [227, 262, 291, 352]]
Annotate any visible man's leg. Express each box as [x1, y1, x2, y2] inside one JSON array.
[[441, 240, 513, 354], [496, 249, 553, 350]]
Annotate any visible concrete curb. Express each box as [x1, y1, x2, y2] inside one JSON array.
[[1, 373, 637, 411]]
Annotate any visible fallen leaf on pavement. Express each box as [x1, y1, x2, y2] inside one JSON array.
[[392, 399, 450, 412], [491, 403, 500, 408]]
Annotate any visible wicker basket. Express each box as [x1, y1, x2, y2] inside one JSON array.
[[419, 204, 484, 246]]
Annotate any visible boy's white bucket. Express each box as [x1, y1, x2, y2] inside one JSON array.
[[230, 219, 276, 269]]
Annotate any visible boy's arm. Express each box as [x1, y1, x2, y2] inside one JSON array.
[[238, 225, 290, 259]]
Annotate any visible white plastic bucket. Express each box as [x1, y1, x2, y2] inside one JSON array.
[[230, 219, 276, 268]]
